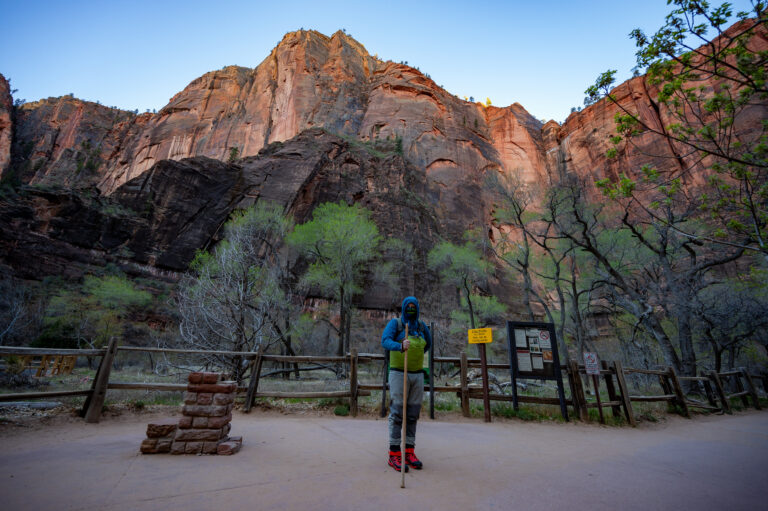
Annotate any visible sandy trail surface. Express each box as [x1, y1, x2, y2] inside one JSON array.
[[0, 409, 766, 511]]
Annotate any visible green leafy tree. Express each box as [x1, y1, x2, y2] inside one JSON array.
[[586, 1, 768, 262], [227, 146, 240, 163], [286, 202, 386, 359], [37, 275, 152, 350], [448, 294, 506, 336], [427, 240, 492, 329]]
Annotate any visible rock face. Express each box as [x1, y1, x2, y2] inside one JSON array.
[[4, 30, 554, 208], [0, 75, 12, 177], [1, 23, 765, 310], [0, 129, 443, 307], [7, 95, 136, 187]]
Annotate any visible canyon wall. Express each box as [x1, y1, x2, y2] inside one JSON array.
[[1, 24, 765, 312]]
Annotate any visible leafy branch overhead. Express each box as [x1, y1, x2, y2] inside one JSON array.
[[585, 0, 768, 261]]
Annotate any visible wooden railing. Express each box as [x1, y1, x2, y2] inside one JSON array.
[[1, 343, 764, 425]]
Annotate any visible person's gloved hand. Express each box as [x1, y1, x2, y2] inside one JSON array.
[[401, 338, 410, 351]]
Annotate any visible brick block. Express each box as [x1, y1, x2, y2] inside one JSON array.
[[197, 393, 213, 405], [183, 391, 198, 404], [177, 416, 193, 429], [202, 442, 219, 455], [185, 442, 204, 454], [156, 439, 173, 453], [140, 438, 158, 453], [175, 428, 225, 442], [188, 372, 203, 384], [182, 404, 229, 417], [223, 423, 231, 437], [213, 393, 234, 405], [171, 441, 186, 455], [207, 413, 232, 429], [192, 417, 209, 429], [217, 436, 242, 455], [202, 373, 221, 384], [187, 383, 237, 394], [146, 419, 178, 438]]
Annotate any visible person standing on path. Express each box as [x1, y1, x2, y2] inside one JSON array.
[[381, 296, 432, 472]]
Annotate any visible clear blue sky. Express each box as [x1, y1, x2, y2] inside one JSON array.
[[0, 0, 757, 123]]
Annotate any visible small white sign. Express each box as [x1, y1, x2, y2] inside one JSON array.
[[517, 351, 532, 372], [583, 352, 600, 375]]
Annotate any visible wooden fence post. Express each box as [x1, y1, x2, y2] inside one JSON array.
[[83, 338, 119, 423], [612, 360, 636, 427], [709, 370, 731, 414], [701, 374, 717, 408], [568, 360, 588, 421], [601, 360, 622, 418], [460, 352, 470, 417], [740, 368, 761, 410], [666, 366, 689, 418], [244, 345, 264, 413], [429, 322, 435, 420], [733, 371, 751, 408], [350, 348, 358, 417]]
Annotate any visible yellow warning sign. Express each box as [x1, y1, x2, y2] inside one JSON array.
[[468, 328, 493, 344]]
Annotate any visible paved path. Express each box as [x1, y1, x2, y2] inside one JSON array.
[[1, 410, 766, 510]]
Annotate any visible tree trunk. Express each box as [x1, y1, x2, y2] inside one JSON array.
[[714, 346, 723, 373], [643, 313, 683, 373], [676, 313, 697, 377], [337, 287, 345, 358], [464, 281, 476, 329]]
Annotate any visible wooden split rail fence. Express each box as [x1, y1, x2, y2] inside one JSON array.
[[0, 342, 764, 425]]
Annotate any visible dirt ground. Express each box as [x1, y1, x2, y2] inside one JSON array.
[[0, 407, 766, 511]]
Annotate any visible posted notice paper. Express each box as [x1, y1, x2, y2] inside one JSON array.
[[517, 351, 532, 372], [532, 355, 544, 370], [515, 329, 527, 348]]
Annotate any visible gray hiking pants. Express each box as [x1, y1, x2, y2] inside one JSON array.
[[388, 370, 424, 447]]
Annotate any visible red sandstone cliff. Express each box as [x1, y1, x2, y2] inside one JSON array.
[[1, 22, 765, 293], [6, 24, 765, 206], [0, 75, 12, 177], [3, 30, 551, 214]]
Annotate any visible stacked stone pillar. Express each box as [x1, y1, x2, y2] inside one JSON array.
[[140, 372, 242, 455]]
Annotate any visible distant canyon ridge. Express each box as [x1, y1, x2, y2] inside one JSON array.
[[0, 28, 764, 310]]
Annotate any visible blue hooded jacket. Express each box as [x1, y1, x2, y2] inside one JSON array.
[[381, 296, 432, 353]]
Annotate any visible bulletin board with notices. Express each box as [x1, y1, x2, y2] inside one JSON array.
[[505, 321, 569, 421]]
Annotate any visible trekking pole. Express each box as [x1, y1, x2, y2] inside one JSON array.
[[400, 324, 409, 488]]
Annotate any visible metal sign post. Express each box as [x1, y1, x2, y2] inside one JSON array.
[[468, 328, 493, 422]]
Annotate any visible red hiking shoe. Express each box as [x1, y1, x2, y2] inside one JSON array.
[[388, 451, 409, 472], [405, 447, 422, 469]]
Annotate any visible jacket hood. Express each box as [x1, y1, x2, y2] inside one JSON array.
[[401, 296, 420, 322]]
